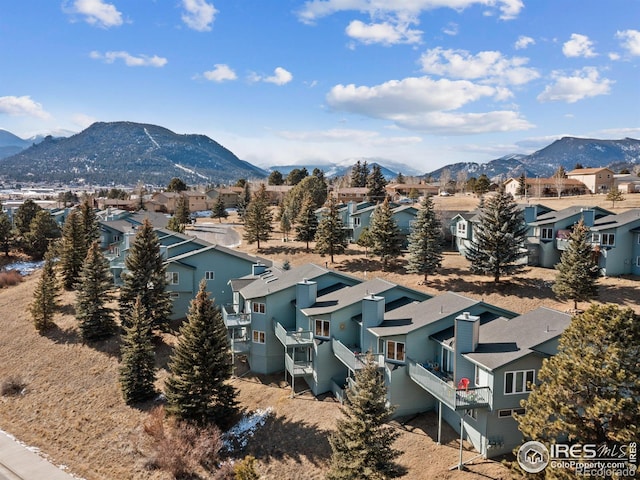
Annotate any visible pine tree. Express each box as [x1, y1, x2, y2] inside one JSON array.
[[518, 305, 639, 468], [243, 184, 273, 250], [474, 174, 491, 195], [369, 197, 403, 271], [22, 210, 61, 260], [464, 185, 527, 283], [174, 195, 191, 226], [357, 226, 375, 258], [366, 165, 388, 202], [79, 199, 100, 251], [406, 195, 443, 282], [351, 160, 365, 187], [0, 207, 12, 256], [165, 280, 238, 429], [59, 210, 85, 289], [516, 173, 526, 197], [76, 242, 116, 341], [314, 196, 348, 263], [119, 297, 156, 404], [295, 195, 318, 252], [552, 218, 599, 310], [327, 353, 402, 480], [14, 198, 42, 236], [166, 216, 185, 233], [237, 182, 251, 223], [30, 247, 60, 332], [211, 196, 228, 223], [279, 204, 292, 242], [119, 219, 172, 331], [606, 189, 625, 208]]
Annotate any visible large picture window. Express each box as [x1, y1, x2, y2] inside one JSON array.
[[601, 233, 615, 246], [386, 340, 405, 362], [252, 302, 266, 314], [504, 370, 535, 394], [314, 319, 330, 338]]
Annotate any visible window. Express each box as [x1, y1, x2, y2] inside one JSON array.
[[591, 233, 601, 244], [498, 408, 526, 418], [169, 292, 180, 299], [466, 409, 477, 420], [601, 233, 615, 246], [166, 272, 179, 285], [504, 370, 535, 394], [386, 340, 405, 362], [353, 217, 361, 227], [541, 228, 553, 240], [442, 347, 454, 373], [252, 302, 266, 314], [113, 235, 121, 242], [475, 365, 480, 386], [252, 330, 265, 344], [457, 222, 467, 236], [314, 319, 330, 338], [205, 271, 215, 281]]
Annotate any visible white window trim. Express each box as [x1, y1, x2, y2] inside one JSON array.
[[252, 302, 266, 314], [386, 340, 405, 362], [541, 227, 553, 240], [252, 330, 265, 344], [504, 369, 535, 395], [498, 408, 526, 419], [601, 233, 615, 247], [205, 271, 215, 281], [457, 222, 467, 236], [466, 409, 477, 420], [166, 272, 179, 285], [353, 217, 361, 227], [314, 318, 330, 338], [591, 233, 601, 244]]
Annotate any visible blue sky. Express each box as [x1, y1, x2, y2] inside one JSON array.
[[1, 1, 639, 173]]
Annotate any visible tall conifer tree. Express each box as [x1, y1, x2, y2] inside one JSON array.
[[80, 199, 99, 253], [165, 280, 238, 429], [119, 297, 156, 404], [59, 210, 85, 289], [552, 218, 599, 310], [22, 210, 61, 260], [30, 246, 60, 332], [464, 185, 527, 283], [242, 184, 273, 250], [406, 195, 443, 282], [369, 197, 403, 271], [328, 353, 402, 480], [119, 219, 172, 331], [314, 196, 348, 263], [295, 195, 319, 252], [211, 196, 228, 223], [76, 242, 116, 341], [366, 165, 388, 202]]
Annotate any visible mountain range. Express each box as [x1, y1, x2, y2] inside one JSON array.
[[1, 121, 638, 186]]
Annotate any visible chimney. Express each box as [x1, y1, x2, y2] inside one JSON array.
[[361, 294, 385, 351], [580, 208, 595, 227], [347, 201, 356, 215], [454, 312, 480, 383], [252, 263, 267, 276], [296, 279, 317, 310]]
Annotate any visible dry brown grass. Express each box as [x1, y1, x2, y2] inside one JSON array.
[[0, 193, 638, 480], [0, 269, 23, 288]]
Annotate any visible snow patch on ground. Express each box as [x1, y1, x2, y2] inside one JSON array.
[[223, 407, 273, 452], [2, 260, 45, 275], [174, 163, 209, 180], [143, 127, 160, 148]]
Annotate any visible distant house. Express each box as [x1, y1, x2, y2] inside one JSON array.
[[504, 177, 587, 197], [182, 191, 208, 212], [206, 186, 243, 209], [385, 183, 439, 201], [614, 174, 640, 194], [567, 168, 614, 194], [331, 187, 370, 204]]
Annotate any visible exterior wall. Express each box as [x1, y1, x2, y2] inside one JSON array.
[[386, 364, 436, 417], [249, 292, 292, 374], [310, 338, 344, 395], [597, 219, 640, 275]]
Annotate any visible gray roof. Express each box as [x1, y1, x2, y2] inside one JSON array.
[[528, 206, 611, 226], [591, 208, 640, 231], [164, 243, 272, 267], [368, 292, 481, 337], [301, 278, 397, 316], [239, 263, 354, 300], [463, 307, 571, 370]]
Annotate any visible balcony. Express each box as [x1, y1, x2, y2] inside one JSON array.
[[331, 376, 356, 404], [406, 358, 492, 411], [274, 321, 314, 348], [222, 304, 251, 328], [332, 338, 384, 372], [285, 353, 313, 377]]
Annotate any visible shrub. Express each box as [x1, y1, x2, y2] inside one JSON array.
[[1, 376, 26, 396], [0, 270, 23, 288], [142, 406, 224, 478]]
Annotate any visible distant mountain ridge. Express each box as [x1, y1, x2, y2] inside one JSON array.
[[428, 137, 640, 181], [0, 121, 268, 185]]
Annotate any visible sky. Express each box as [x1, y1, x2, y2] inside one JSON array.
[[1, 1, 639, 174]]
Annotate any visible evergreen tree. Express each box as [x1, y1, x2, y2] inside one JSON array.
[[76, 242, 116, 341], [165, 280, 238, 429], [356, 226, 375, 258], [79, 199, 100, 252], [406, 195, 443, 282], [166, 177, 188, 192], [22, 210, 61, 260], [236, 182, 251, 223], [407, 188, 419, 203], [59, 210, 85, 289], [395, 172, 405, 184], [474, 174, 491, 195], [14, 198, 42, 236], [369, 198, 403, 271], [30, 247, 60, 332], [295, 195, 319, 252], [119, 297, 156, 404], [210, 196, 228, 223], [286, 167, 308, 186], [516, 173, 526, 196], [119, 219, 172, 331], [314, 196, 348, 263], [552, 218, 599, 310], [366, 165, 388, 202], [279, 204, 292, 242], [243, 184, 273, 250], [166, 216, 185, 233], [174, 195, 191, 225], [327, 353, 402, 480], [282, 175, 328, 216], [464, 185, 527, 283], [606, 189, 625, 207], [267, 170, 284, 185], [350, 160, 364, 187], [0, 207, 12, 256], [518, 305, 639, 473]]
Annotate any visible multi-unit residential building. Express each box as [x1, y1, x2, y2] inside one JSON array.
[[567, 167, 615, 194], [223, 262, 573, 458]]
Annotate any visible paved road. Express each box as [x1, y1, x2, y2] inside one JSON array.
[[187, 222, 241, 247], [0, 431, 77, 480]]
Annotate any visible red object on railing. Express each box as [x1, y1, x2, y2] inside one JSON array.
[[457, 378, 470, 391]]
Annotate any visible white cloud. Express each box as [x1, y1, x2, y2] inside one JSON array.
[[608, 52, 621, 61], [514, 35, 534, 50], [264, 67, 293, 85], [71, 113, 97, 129], [297, 0, 524, 24], [0, 95, 51, 119], [537, 67, 613, 103], [90, 51, 168, 67], [419, 47, 539, 85], [562, 33, 596, 58], [345, 19, 422, 45], [181, 0, 217, 32], [277, 128, 422, 146], [64, 0, 123, 28], [616, 29, 640, 56], [202, 64, 237, 82], [326, 76, 533, 134], [442, 22, 458, 36]]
